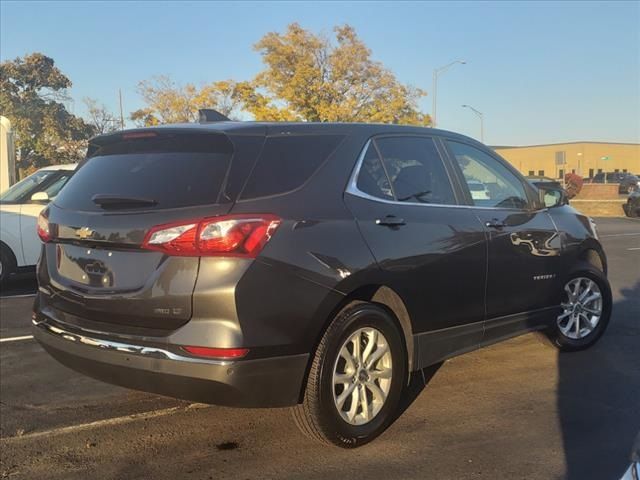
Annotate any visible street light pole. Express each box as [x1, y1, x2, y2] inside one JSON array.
[[461, 104, 484, 143], [432, 60, 466, 128]]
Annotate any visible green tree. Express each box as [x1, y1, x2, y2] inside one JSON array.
[[130, 76, 244, 126], [0, 53, 95, 173], [240, 23, 430, 125]]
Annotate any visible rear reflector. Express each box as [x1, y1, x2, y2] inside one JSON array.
[[182, 346, 249, 360], [142, 214, 281, 257]]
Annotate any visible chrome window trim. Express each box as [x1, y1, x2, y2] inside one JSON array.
[[345, 137, 531, 212], [32, 317, 233, 366]]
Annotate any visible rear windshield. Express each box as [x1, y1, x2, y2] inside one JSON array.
[[240, 134, 344, 200], [54, 133, 233, 211]]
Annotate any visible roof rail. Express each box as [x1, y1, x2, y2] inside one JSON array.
[[198, 109, 231, 123]]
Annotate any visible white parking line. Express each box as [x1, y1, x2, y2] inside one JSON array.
[[628, 247, 640, 251], [1, 403, 209, 443], [0, 335, 34, 343]]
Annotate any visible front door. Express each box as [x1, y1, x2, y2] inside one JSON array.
[[344, 136, 488, 367], [444, 140, 562, 341]]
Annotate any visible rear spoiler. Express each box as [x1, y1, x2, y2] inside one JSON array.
[[84, 126, 233, 164]]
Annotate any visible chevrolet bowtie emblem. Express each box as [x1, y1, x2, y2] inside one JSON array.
[[76, 227, 94, 240]]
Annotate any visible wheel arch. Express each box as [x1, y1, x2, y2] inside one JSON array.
[[0, 239, 19, 278], [299, 283, 415, 403], [577, 240, 607, 275]]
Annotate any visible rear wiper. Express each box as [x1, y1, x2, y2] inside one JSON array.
[[91, 194, 158, 208]]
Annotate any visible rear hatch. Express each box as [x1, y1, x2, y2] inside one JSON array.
[[39, 130, 239, 333]]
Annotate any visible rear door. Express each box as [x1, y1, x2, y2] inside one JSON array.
[[40, 131, 239, 332], [344, 135, 488, 367], [443, 140, 562, 341]]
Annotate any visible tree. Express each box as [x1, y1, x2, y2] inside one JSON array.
[[130, 76, 244, 126], [83, 97, 120, 135], [0, 53, 95, 172], [240, 24, 430, 125]]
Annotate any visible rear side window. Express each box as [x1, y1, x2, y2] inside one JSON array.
[[375, 137, 456, 205], [54, 133, 233, 211], [240, 135, 344, 200], [356, 143, 393, 200]]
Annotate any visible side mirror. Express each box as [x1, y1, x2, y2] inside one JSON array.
[[30, 191, 49, 203], [537, 186, 567, 208]]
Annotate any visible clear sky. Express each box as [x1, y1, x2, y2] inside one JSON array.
[[1, 0, 639, 145]]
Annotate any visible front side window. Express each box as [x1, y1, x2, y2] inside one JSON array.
[[375, 137, 456, 205], [448, 141, 529, 209]]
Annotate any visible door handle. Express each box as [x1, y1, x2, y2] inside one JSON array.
[[376, 215, 406, 227], [485, 219, 505, 229]]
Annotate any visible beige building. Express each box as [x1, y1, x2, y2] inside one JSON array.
[[494, 142, 640, 179]]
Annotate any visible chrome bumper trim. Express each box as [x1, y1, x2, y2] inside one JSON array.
[[32, 318, 232, 366]]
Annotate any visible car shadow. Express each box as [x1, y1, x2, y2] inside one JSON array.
[[394, 362, 443, 421], [558, 280, 640, 479]]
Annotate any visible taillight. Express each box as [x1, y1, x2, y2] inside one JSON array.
[[142, 214, 281, 257], [37, 211, 52, 243], [181, 346, 249, 360]]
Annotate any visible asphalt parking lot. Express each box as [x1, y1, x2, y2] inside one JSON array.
[[0, 217, 638, 480]]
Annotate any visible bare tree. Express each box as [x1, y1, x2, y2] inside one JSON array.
[[83, 97, 119, 135]]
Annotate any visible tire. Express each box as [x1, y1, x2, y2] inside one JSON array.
[[0, 245, 17, 285], [544, 266, 612, 352], [293, 302, 407, 448]]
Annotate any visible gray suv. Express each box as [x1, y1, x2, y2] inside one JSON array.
[[33, 121, 612, 447]]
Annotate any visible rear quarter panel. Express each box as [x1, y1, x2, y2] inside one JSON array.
[[231, 133, 381, 355]]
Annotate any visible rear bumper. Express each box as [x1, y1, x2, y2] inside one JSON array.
[[32, 315, 309, 408]]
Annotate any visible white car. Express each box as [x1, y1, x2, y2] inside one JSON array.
[[0, 164, 76, 283], [467, 180, 490, 200]]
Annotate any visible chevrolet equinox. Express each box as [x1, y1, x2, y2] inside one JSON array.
[[33, 120, 612, 447]]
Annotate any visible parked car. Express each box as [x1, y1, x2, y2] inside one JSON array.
[[525, 176, 570, 207], [0, 164, 76, 283], [33, 122, 612, 448], [622, 186, 640, 217], [466, 179, 490, 200], [525, 175, 563, 190], [591, 172, 640, 194]]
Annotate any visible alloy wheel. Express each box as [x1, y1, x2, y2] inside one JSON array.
[[332, 327, 393, 426], [557, 277, 603, 340]]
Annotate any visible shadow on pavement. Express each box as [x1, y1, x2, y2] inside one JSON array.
[[0, 271, 37, 297], [558, 281, 640, 479], [395, 362, 443, 421]]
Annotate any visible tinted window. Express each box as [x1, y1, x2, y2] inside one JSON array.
[[448, 141, 529, 209], [240, 135, 344, 199], [55, 133, 233, 211], [376, 137, 456, 205], [356, 143, 393, 200]]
